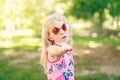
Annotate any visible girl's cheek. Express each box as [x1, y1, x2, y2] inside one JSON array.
[[54, 36, 60, 42], [66, 24, 70, 31]]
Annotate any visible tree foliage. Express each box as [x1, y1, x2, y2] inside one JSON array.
[[1, 0, 68, 37], [66, 0, 120, 27], [108, 0, 120, 17], [0, 0, 54, 36], [1, 0, 120, 37]]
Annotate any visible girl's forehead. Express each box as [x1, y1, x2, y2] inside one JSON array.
[[53, 20, 64, 28]]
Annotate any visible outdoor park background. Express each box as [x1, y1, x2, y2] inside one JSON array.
[[0, 0, 120, 80]]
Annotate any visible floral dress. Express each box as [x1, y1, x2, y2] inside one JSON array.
[[46, 51, 74, 80]]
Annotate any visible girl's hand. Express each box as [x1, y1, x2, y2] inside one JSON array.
[[55, 43, 72, 53], [48, 43, 72, 57]]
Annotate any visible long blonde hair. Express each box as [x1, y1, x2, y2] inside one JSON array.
[[40, 14, 72, 74]]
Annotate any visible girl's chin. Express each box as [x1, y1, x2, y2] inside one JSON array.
[[55, 40, 68, 44], [60, 39, 68, 43], [55, 37, 69, 43]]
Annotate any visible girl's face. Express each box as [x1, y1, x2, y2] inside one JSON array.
[[50, 21, 70, 44]]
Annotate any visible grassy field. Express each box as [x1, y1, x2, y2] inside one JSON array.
[[0, 35, 120, 80]]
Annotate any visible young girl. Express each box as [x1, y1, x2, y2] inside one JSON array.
[[40, 14, 74, 80]]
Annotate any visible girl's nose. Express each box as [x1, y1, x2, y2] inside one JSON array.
[[59, 29, 64, 34]]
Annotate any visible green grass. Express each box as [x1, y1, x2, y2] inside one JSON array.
[[75, 73, 109, 80], [0, 35, 120, 52], [0, 37, 41, 53], [0, 52, 120, 80], [0, 35, 120, 80], [75, 73, 120, 80], [0, 64, 47, 80], [0, 52, 47, 80], [75, 56, 95, 71], [0, 45, 40, 53], [73, 36, 120, 47]]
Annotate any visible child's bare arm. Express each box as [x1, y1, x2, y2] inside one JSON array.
[[47, 45, 63, 57], [47, 43, 72, 57]]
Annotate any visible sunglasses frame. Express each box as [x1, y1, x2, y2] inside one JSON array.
[[52, 23, 67, 35]]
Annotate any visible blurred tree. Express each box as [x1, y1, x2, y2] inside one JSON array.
[[66, 0, 120, 28], [109, 0, 120, 17], [0, 0, 55, 37], [13, 0, 48, 37], [108, 0, 120, 29], [0, 0, 5, 30]]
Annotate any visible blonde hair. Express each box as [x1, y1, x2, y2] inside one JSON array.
[[40, 14, 72, 74]]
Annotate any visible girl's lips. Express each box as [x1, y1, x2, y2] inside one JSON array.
[[62, 36, 66, 39]]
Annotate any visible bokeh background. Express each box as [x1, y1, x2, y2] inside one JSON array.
[[0, 0, 120, 80]]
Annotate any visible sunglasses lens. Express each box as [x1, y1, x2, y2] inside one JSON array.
[[61, 24, 66, 31], [52, 24, 67, 35], [52, 27, 59, 35]]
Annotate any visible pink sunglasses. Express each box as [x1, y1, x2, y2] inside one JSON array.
[[52, 23, 67, 35]]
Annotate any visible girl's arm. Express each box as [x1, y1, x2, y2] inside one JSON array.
[[47, 43, 72, 57]]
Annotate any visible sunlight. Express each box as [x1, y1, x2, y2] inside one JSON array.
[[91, 32, 98, 37], [103, 9, 112, 29], [72, 20, 92, 29], [13, 29, 34, 37], [72, 23, 84, 28], [116, 46, 120, 50], [103, 9, 120, 30], [83, 49, 91, 54], [55, 3, 65, 14], [4, 19, 15, 39], [0, 41, 15, 48], [88, 41, 102, 48], [43, 0, 54, 6], [18, 38, 41, 46]]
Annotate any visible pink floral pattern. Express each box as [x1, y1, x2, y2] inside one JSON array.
[[47, 52, 74, 80]]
